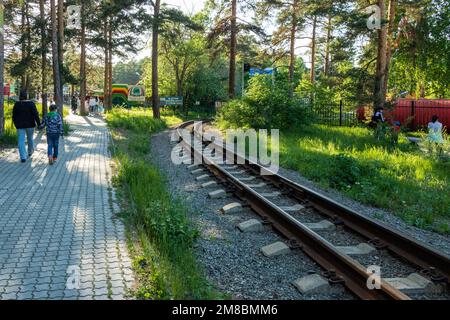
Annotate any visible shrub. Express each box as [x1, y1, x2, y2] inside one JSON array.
[[217, 75, 307, 130]]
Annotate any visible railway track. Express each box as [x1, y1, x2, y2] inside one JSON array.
[[174, 120, 450, 300]]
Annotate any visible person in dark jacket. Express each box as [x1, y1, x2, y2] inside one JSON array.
[[71, 95, 78, 114], [12, 90, 41, 163], [41, 104, 64, 165]]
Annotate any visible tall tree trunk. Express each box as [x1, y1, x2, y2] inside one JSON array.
[[151, 0, 161, 118], [228, 0, 237, 99], [51, 0, 63, 114], [310, 15, 317, 84], [374, 0, 387, 110], [175, 64, 182, 97], [324, 15, 332, 77], [58, 0, 64, 104], [108, 26, 113, 110], [383, 0, 396, 98], [0, 0, 4, 135], [79, 1, 87, 114], [20, 3, 26, 91], [25, 2, 31, 94], [40, 0, 48, 117], [288, 0, 298, 96], [103, 19, 109, 110], [420, 84, 425, 98]]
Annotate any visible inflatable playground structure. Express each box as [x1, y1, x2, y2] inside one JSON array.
[[112, 84, 146, 107], [91, 84, 146, 107]]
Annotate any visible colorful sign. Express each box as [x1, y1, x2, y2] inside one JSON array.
[[249, 68, 274, 77], [128, 86, 146, 102]]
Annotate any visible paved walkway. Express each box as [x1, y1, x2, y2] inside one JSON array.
[[0, 114, 134, 300]]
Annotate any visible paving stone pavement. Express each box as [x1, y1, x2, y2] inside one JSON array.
[[0, 114, 135, 300]]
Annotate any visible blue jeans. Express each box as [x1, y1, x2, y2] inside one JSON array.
[[17, 128, 35, 160], [47, 133, 60, 159]]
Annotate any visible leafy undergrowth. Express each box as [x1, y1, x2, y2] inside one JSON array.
[[279, 124, 449, 233], [107, 108, 221, 299]]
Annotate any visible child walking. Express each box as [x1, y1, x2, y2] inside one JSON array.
[[42, 105, 64, 165]]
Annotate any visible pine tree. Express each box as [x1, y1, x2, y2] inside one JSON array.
[[373, 0, 387, 110], [51, 0, 63, 113], [39, 0, 49, 116], [208, 0, 265, 99], [79, 0, 87, 114], [151, 0, 161, 118], [0, 0, 4, 135]]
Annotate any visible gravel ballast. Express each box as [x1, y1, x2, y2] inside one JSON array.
[[150, 130, 354, 300], [203, 123, 450, 256], [150, 128, 449, 300]]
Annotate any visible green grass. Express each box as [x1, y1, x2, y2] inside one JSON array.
[[106, 108, 221, 299], [161, 108, 215, 123], [278, 125, 449, 233], [0, 104, 17, 147]]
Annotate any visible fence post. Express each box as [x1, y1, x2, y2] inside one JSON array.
[[339, 100, 343, 126], [410, 100, 416, 131]]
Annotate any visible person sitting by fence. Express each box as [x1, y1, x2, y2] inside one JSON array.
[[428, 115, 444, 144], [373, 107, 385, 123], [369, 107, 385, 129]]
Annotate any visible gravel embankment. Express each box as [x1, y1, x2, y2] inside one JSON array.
[[150, 127, 449, 300], [150, 129, 355, 300], [205, 123, 450, 257]]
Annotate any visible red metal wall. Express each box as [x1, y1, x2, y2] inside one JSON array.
[[386, 99, 450, 129]]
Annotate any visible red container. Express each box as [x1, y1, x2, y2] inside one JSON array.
[[386, 99, 450, 130]]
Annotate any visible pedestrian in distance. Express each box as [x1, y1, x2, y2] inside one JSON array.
[[98, 98, 104, 113], [12, 89, 41, 163], [89, 96, 97, 114], [85, 97, 90, 114], [40, 104, 64, 165], [71, 95, 78, 114], [428, 115, 444, 144], [95, 97, 99, 113]]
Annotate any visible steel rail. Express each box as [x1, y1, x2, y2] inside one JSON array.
[[175, 121, 411, 300], [200, 129, 450, 286]]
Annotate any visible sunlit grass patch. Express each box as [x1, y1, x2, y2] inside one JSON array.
[[279, 124, 449, 232], [107, 107, 221, 299]]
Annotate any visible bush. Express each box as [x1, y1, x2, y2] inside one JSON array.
[[116, 157, 199, 249], [216, 75, 307, 130]]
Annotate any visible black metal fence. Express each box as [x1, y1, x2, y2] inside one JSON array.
[[300, 100, 358, 127]]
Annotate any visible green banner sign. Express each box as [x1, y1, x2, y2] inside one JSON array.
[[160, 96, 183, 106]]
